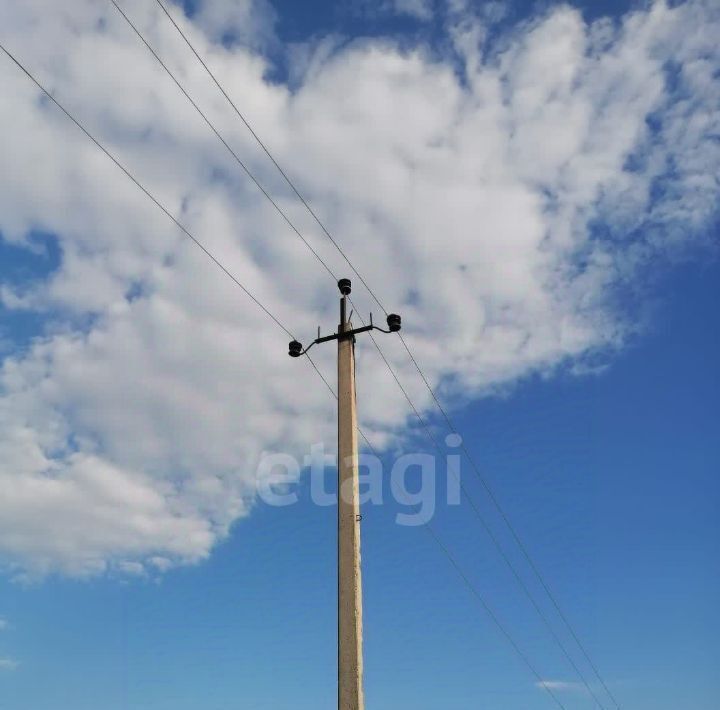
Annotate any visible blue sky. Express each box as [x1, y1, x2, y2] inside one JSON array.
[[1, 0, 719, 708], [2, 254, 718, 709]]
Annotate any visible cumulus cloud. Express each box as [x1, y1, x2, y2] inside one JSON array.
[[391, 0, 434, 20], [0, 658, 19, 671], [190, 0, 277, 47], [0, 0, 718, 577]]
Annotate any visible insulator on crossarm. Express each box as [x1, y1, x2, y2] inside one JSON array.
[[386, 314, 401, 332]]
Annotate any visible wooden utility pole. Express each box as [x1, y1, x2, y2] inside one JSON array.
[[288, 278, 402, 710]]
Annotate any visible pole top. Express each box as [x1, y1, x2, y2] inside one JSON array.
[[287, 278, 400, 357]]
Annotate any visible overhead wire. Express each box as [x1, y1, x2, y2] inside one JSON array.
[[360, 328, 606, 708], [396, 332, 622, 709], [0, 38, 340, 421], [110, 3, 616, 705], [151, 0, 388, 315], [108, 0, 337, 284], [107, 1, 399, 456], [0, 38, 566, 710], [143, 4, 621, 706], [361, 444, 569, 710], [0, 41, 294, 341]]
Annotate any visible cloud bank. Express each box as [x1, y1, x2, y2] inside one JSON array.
[[0, 0, 718, 577]]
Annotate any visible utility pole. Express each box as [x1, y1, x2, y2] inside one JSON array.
[[336, 286, 364, 710], [289, 279, 401, 710]]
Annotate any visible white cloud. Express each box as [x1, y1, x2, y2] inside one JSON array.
[[190, 0, 277, 47], [0, 618, 7, 631], [0, 658, 19, 671], [392, 0, 434, 20], [350, 0, 434, 21], [0, 0, 718, 577], [536, 680, 589, 694]]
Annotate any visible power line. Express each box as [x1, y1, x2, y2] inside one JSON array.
[[353, 323, 607, 707], [312, 356, 566, 710], [0, 35, 343, 509], [110, 0, 398, 489], [0, 39, 354, 455], [1, 41, 567, 709], [421, 522, 567, 710], [109, 0, 338, 285], [124, 3, 620, 705], [0, 41, 295, 343], [151, 0, 388, 316], [397, 332, 623, 709], [348, 429, 568, 710], [305, 352, 378, 454]]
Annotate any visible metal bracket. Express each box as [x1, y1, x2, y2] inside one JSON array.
[[288, 279, 401, 358]]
